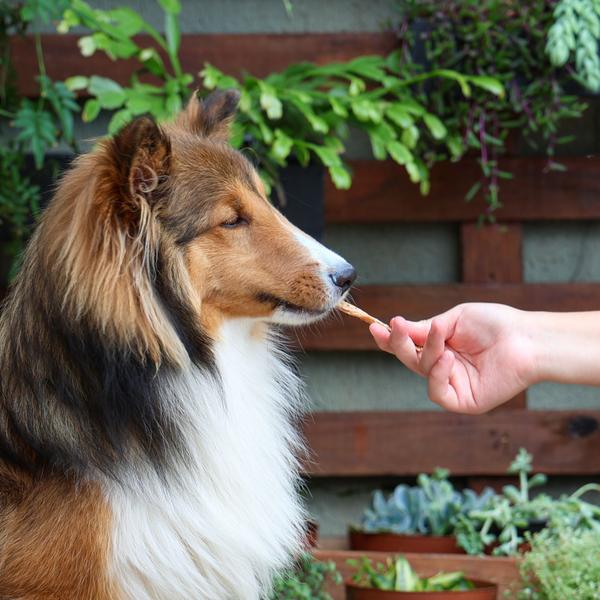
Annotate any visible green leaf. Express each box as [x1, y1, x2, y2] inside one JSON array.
[[423, 113, 448, 140], [82, 98, 101, 122], [394, 557, 419, 591], [140, 48, 166, 76], [259, 83, 283, 120], [547, 160, 567, 172], [125, 92, 165, 117], [469, 75, 505, 97], [386, 105, 414, 128], [393, 99, 426, 117], [165, 93, 182, 116], [405, 161, 421, 183], [351, 99, 382, 123], [329, 165, 352, 189], [108, 109, 133, 134], [349, 77, 366, 96], [294, 144, 310, 167], [88, 77, 126, 109], [312, 146, 342, 168], [64, 76, 89, 92], [289, 99, 328, 133], [370, 135, 387, 160], [78, 36, 96, 57], [329, 97, 348, 118], [14, 102, 57, 168], [108, 8, 146, 36], [387, 141, 413, 165], [39, 78, 79, 143], [465, 181, 482, 202], [21, 0, 69, 23], [271, 130, 294, 164], [401, 125, 420, 149], [158, 0, 182, 14], [165, 12, 181, 58], [446, 136, 464, 160]]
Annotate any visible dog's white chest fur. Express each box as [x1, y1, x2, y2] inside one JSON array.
[[108, 320, 305, 599]]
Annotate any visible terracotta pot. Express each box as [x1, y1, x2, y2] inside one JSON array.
[[349, 530, 464, 554], [346, 580, 497, 599]]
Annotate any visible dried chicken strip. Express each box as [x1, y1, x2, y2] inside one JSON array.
[[337, 300, 423, 352]]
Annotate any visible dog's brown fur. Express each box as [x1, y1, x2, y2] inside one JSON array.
[[0, 473, 115, 600]]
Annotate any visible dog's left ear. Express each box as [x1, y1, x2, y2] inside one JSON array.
[[178, 89, 240, 141], [105, 116, 171, 232]]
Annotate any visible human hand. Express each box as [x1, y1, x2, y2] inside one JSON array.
[[370, 303, 537, 414]]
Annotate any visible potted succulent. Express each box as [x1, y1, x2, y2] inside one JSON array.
[[456, 449, 600, 556], [346, 556, 497, 599], [268, 552, 341, 600], [351, 469, 494, 554]]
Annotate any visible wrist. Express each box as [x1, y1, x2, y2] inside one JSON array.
[[525, 310, 600, 386], [525, 311, 554, 385], [514, 309, 549, 387]]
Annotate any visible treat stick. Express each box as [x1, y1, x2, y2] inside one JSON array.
[[337, 300, 423, 352], [337, 300, 390, 331]]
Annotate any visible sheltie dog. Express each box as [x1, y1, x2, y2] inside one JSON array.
[[0, 90, 356, 599]]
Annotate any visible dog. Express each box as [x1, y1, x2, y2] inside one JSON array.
[[0, 90, 356, 599]]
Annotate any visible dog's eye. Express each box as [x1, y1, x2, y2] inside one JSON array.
[[221, 215, 248, 229]]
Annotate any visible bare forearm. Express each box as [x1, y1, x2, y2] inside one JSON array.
[[528, 311, 600, 386]]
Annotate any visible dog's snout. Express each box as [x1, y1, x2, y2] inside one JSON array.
[[330, 264, 357, 292]]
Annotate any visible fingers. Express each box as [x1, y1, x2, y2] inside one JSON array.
[[427, 349, 459, 410], [369, 322, 391, 351], [418, 318, 448, 375], [370, 317, 420, 371]]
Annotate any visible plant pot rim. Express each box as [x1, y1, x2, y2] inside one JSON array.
[[349, 530, 465, 554], [350, 530, 456, 541], [345, 579, 498, 595]]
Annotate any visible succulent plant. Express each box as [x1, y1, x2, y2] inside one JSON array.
[[349, 555, 474, 592], [269, 553, 341, 600], [359, 468, 495, 536], [456, 449, 600, 557]]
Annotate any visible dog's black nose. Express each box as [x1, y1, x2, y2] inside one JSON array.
[[330, 264, 357, 292]]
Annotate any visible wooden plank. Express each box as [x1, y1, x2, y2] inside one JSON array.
[[461, 223, 523, 284], [301, 410, 600, 477], [460, 223, 526, 409], [297, 282, 600, 350], [11, 33, 397, 97], [314, 550, 519, 600], [325, 158, 600, 223]]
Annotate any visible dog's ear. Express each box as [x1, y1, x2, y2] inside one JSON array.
[[178, 89, 240, 141], [105, 116, 171, 231]]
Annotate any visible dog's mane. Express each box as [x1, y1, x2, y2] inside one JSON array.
[[0, 137, 215, 477]]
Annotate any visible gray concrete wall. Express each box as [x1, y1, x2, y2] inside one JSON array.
[[50, 0, 600, 536], [38, 0, 399, 33]]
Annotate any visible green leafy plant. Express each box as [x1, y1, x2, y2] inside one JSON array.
[[268, 553, 341, 600], [547, 0, 600, 91], [456, 449, 600, 556], [398, 1, 588, 215], [0, 0, 79, 265], [349, 555, 474, 592], [358, 468, 494, 536], [58, 0, 502, 200], [202, 58, 502, 199], [59, 0, 193, 132], [516, 525, 600, 600]]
